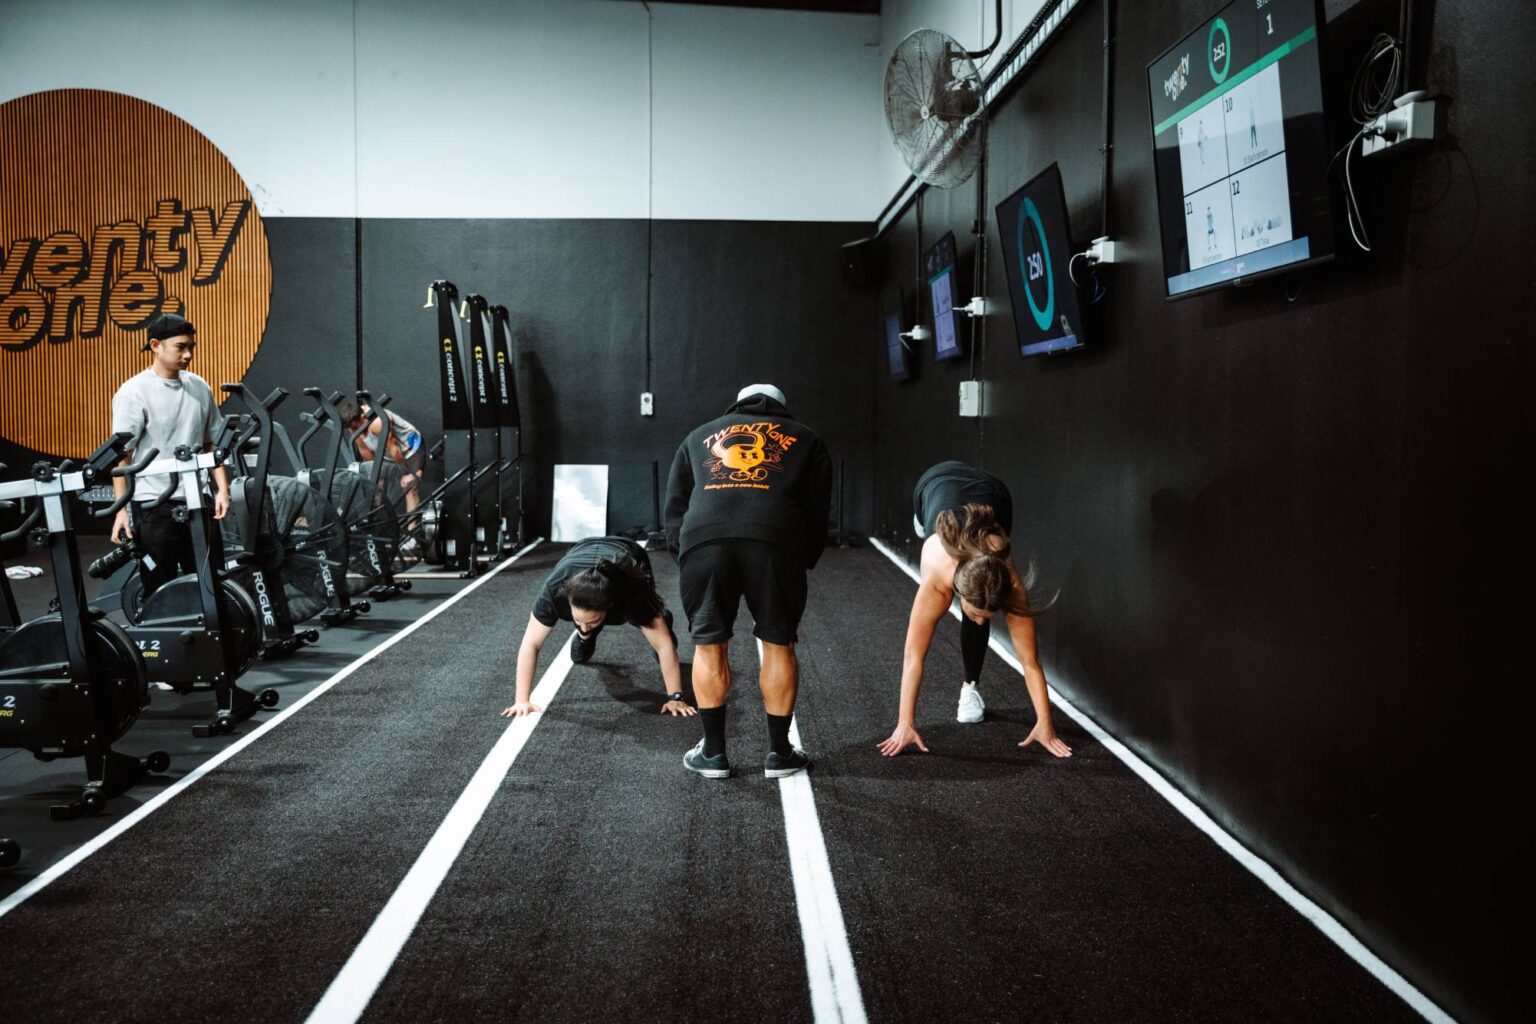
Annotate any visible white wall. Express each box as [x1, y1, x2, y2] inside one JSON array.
[[0, 0, 359, 216], [0, 0, 882, 221]]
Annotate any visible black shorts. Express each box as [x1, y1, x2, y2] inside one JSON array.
[[678, 540, 806, 646]]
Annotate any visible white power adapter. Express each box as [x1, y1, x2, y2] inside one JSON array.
[[1362, 93, 1437, 157], [1085, 236, 1118, 265]]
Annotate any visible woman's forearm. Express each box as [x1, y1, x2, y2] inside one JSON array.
[[515, 640, 540, 702], [897, 651, 926, 724]]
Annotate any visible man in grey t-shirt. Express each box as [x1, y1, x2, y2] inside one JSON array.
[[109, 313, 231, 598]]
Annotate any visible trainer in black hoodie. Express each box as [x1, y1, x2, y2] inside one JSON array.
[[664, 386, 832, 779], [664, 391, 832, 567]]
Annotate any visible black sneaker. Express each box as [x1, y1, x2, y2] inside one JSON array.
[[764, 747, 811, 779], [683, 739, 732, 779], [570, 629, 597, 664]]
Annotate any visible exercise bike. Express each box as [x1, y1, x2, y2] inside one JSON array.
[[92, 417, 278, 736], [0, 437, 170, 819], [304, 389, 418, 601], [218, 385, 323, 658]]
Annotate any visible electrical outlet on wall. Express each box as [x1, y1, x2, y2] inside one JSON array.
[[640, 392, 654, 416], [959, 380, 983, 417]]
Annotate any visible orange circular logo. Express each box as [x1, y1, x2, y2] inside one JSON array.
[[1, 89, 271, 459]]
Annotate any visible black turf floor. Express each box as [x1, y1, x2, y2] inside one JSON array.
[[0, 543, 1424, 1023]]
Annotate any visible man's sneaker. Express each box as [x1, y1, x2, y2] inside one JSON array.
[[570, 630, 597, 665], [683, 739, 732, 779], [764, 747, 811, 778], [957, 682, 985, 723]]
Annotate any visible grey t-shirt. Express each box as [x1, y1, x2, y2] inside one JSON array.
[[110, 368, 219, 502]]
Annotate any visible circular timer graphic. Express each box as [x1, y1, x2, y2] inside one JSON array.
[[1016, 197, 1055, 331], [1208, 17, 1232, 83]]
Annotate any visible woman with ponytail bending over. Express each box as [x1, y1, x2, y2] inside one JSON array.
[[877, 461, 1072, 759]]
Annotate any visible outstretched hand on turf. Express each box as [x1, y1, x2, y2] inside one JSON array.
[[500, 700, 542, 718], [877, 722, 928, 757], [1020, 722, 1072, 757], [660, 699, 697, 717]]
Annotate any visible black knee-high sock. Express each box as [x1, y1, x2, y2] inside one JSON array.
[[699, 706, 727, 758], [766, 713, 793, 757], [960, 614, 991, 683]]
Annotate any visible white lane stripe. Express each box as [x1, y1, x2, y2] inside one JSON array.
[[0, 539, 543, 921], [868, 537, 1454, 1024], [758, 639, 869, 1024], [304, 623, 576, 1023]]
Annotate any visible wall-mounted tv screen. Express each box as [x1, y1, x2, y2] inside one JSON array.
[[1147, 0, 1334, 299], [995, 163, 1086, 358], [923, 231, 963, 361], [883, 285, 912, 380]]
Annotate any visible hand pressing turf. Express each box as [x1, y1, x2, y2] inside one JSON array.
[[877, 722, 928, 757], [500, 700, 542, 718], [1019, 721, 1072, 757]]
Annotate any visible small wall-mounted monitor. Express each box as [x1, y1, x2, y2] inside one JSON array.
[[1147, 0, 1335, 299], [883, 285, 912, 380], [995, 163, 1086, 358], [924, 231, 963, 361]]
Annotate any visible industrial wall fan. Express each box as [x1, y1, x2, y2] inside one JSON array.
[[885, 28, 986, 188], [884, 0, 1003, 189]]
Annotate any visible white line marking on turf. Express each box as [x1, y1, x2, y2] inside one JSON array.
[[868, 537, 1454, 1024], [0, 539, 544, 921], [758, 639, 869, 1024], [305, 617, 576, 1023]]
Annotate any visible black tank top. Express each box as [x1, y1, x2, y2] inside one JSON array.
[[912, 461, 1013, 536]]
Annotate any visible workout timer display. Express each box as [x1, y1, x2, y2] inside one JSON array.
[[1147, 0, 1335, 298], [995, 162, 1085, 358], [924, 232, 963, 361]]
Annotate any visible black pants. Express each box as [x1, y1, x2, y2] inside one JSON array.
[[961, 614, 991, 683], [131, 502, 195, 598]]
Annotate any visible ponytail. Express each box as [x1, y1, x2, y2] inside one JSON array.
[[937, 503, 1042, 617], [561, 557, 663, 621], [934, 503, 1010, 562]]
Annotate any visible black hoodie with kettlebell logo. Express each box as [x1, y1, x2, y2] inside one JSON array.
[[664, 393, 833, 568]]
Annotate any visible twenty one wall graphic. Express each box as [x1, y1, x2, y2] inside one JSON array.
[[0, 89, 272, 459]]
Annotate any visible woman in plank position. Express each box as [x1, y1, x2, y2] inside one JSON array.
[[501, 536, 692, 718], [878, 461, 1072, 759]]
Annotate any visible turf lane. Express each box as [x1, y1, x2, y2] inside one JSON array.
[[360, 549, 814, 1024], [788, 547, 1421, 1024], [0, 548, 561, 1024]]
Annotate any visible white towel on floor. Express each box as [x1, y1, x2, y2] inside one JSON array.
[[5, 566, 44, 579]]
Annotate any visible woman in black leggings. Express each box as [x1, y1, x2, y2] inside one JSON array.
[[878, 461, 1072, 759]]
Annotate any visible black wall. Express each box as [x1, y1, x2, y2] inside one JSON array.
[[349, 218, 875, 537], [6, 217, 877, 541], [873, 1, 1532, 1021]]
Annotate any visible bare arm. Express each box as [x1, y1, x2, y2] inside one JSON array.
[[877, 562, 951, 756], [897, 581, 949, 725], [205, 441, 231, 519], [501, 613, 553, 716], [639, 615, 694, 717], [1002, 609, 1072, 758], [111, 453, 133, 542]]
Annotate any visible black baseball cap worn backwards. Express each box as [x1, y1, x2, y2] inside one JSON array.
[[142, 312, 197, 350]]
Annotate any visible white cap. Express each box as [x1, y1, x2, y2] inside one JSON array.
[[736, 383, 786, 406]]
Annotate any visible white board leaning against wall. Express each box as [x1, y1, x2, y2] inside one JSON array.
[[551, 465, 608, 542]]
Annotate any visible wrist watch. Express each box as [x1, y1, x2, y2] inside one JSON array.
[[667, 692, 685, 703]]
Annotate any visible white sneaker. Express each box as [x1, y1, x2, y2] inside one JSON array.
[[956, 683, 985, 723]]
